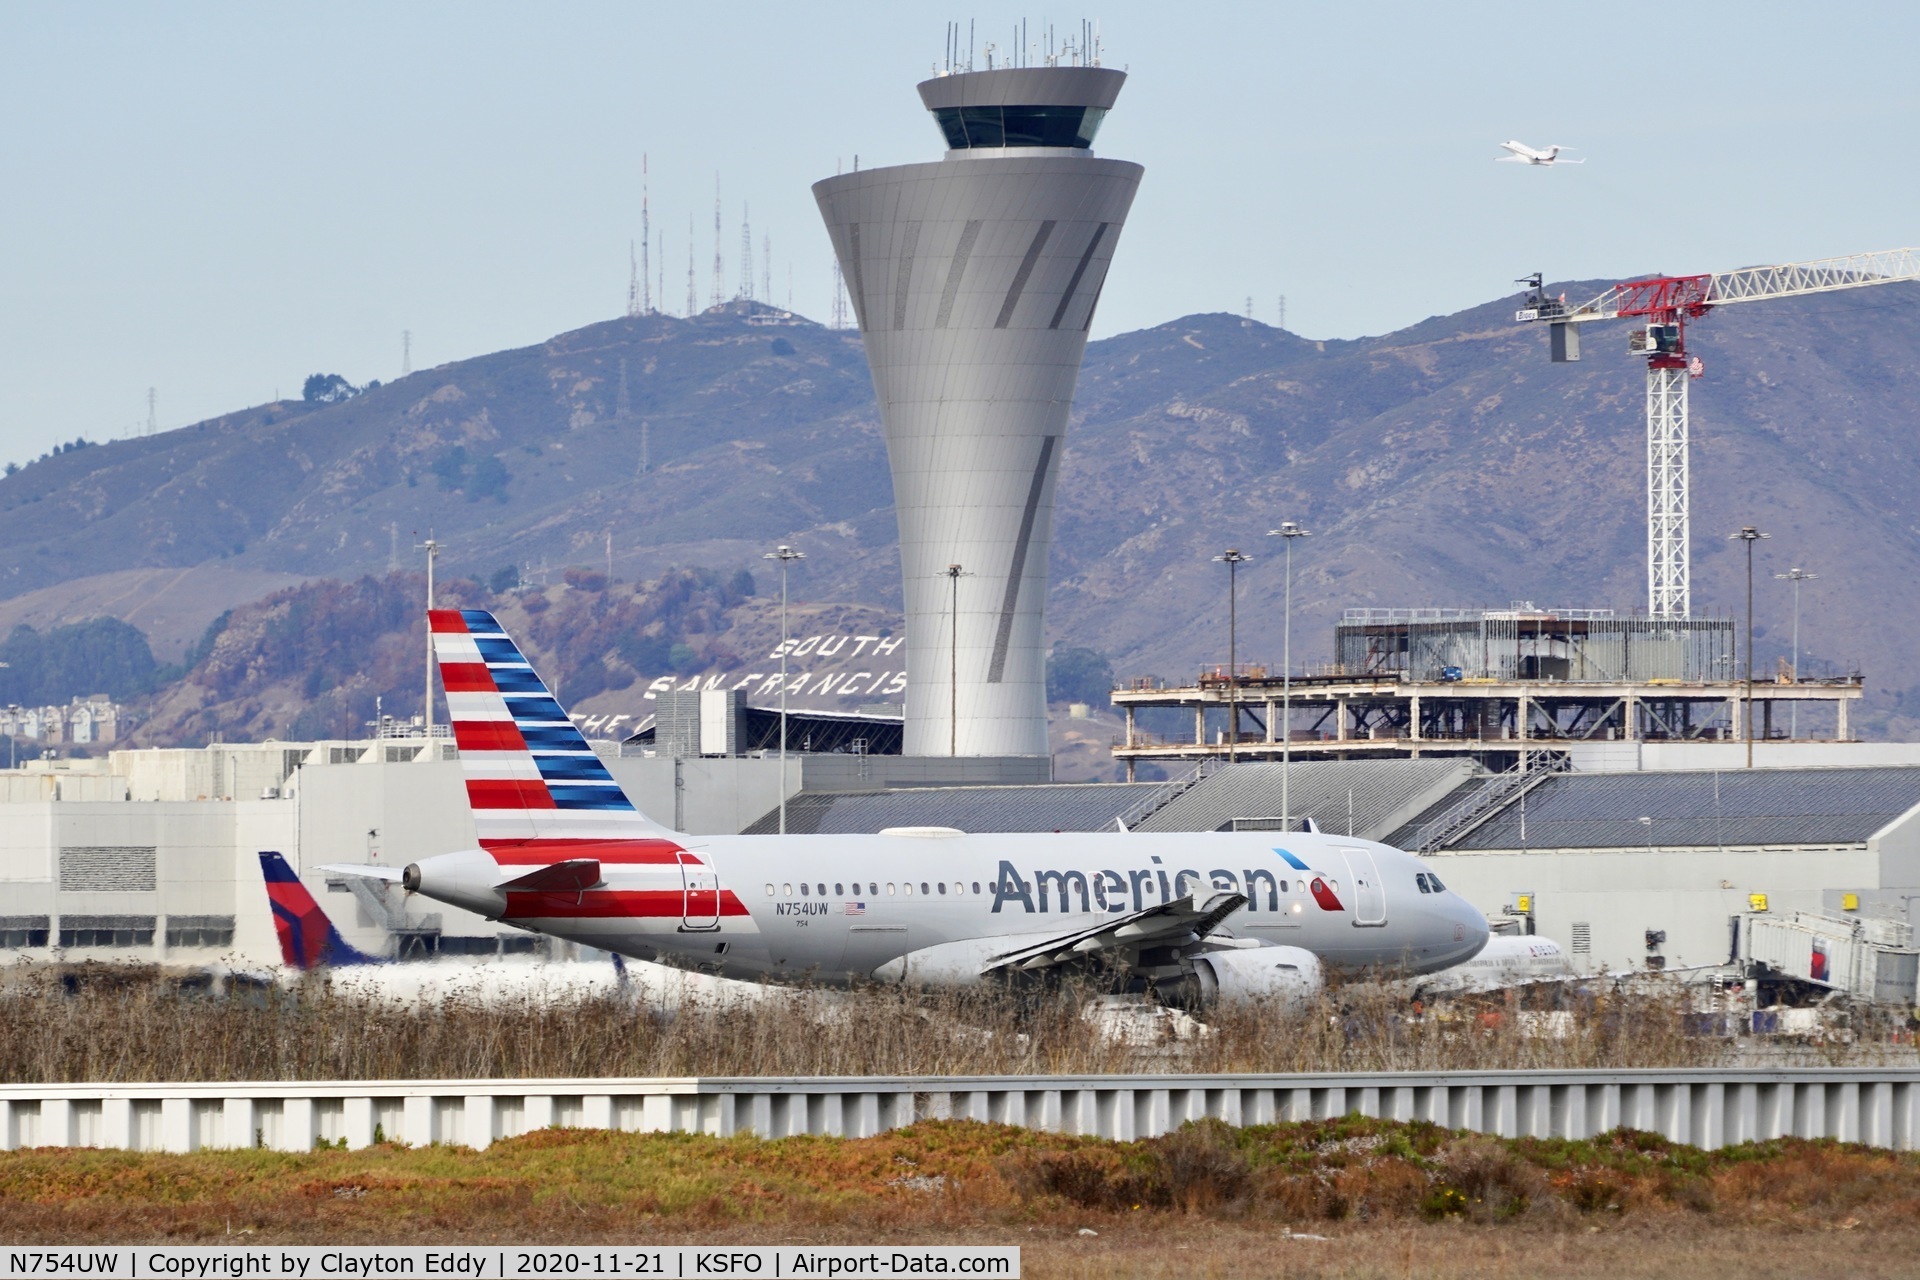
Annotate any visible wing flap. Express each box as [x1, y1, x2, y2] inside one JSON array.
[[982, 890, 1248, 976]]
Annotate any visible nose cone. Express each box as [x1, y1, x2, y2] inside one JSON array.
[[1451, 900, 1492, 964], [872, 956, 905, 984]]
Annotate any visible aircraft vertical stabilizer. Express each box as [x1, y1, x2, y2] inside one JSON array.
[[258, 850, 382, 968], [428, 609, 680, 848]]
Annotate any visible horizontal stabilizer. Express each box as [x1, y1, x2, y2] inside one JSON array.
[[495, 858, 604, 893], [316, 862, 406, 881]]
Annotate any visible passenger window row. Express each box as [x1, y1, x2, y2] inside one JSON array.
[[764, 880, 988, 898]]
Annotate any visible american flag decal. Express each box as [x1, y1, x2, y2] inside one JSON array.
[[845, 902, 866, 916]]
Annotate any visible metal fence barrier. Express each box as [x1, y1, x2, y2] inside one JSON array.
[[2, 1069, 1916, 1154]]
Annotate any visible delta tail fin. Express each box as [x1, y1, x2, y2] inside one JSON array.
[[258, 850, 383, 969], [429, 608, 677, 848]]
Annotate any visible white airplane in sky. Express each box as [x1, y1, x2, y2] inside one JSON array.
[[1498, 140, 1583, 166], [323, 610, 1491, 1008]]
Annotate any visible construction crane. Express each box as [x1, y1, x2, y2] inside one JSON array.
[[1515, 247, 1920, 619]]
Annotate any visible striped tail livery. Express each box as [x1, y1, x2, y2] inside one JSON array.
[[394, 609, 750, 943]]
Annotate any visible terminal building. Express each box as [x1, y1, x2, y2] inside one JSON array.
[[3, 732, 1919, 988]]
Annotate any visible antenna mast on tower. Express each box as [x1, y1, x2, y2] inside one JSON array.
[[710, 176, 725, 308], [762, 233, 771, 305], [686, 215, 698, 315], [740, 204, 754, 302], [640, 154, 652, 315]]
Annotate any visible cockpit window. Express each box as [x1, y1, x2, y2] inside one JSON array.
[[1415, 873, 1431, 894], [1428, 872, 1447, 893]]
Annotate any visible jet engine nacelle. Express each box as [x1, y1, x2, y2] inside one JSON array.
[[401, 848, 506, 919], [1188, 945, 1323, 1009], [870, 936, 1024, 987]]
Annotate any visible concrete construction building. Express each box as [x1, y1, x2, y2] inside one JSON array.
[[1114, 606, 1864, 774], [815, 63, 1141, 758]]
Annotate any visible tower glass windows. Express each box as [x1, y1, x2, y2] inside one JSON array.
[[932, 105, 1107, 150]]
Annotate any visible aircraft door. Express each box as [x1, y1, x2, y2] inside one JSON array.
[[1339, 848, 1387, 927], [680, 855, 720, 930]]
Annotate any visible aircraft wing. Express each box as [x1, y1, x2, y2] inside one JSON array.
[[317, 862, 406, 882], [981, 890, 1249, 975]]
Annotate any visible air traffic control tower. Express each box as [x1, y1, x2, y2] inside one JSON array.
[[814, 65, 1142, 758]]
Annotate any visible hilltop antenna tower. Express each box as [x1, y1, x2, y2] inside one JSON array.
[[762, 233, 771, 305], [830, 259, 847, 329], [627, 241, 641, 318], [145, 388, 156, 437], [740, 204, 754, 301], [1277, 295, 1287, 331], [710, 177, 724, 308], [401, 330, 412, 376], [640, 154, 652, 314]]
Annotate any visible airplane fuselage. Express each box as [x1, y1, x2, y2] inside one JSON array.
[[405, 829, 1490, 986]]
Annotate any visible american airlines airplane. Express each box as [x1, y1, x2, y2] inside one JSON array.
[[322, 610, 1490, 1008]]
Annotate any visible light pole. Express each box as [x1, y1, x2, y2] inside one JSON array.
[[416, 535, 440, 749], [1268, 522, 1310, 830], [1729, 526, 1769, 768], [1773, 566, 1817, 739], [1212, 549, 1252, 763], [943, 565, 969, 756], [763, 545, 804, 834]]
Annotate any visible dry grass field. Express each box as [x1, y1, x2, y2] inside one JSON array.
[[3, 964, 1910, 1083], [2, 1119, 1917, 1278]]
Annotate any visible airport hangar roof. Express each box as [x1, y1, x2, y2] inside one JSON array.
[[739, 782, 1163, 836], [738, 758, 1473, 840], [1133, 758, 1473, 840], [1425, 766, 1920, 851]]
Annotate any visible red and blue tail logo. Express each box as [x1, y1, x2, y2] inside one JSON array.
[[431, 608, 671, 846], [259, 850, 381, 969]]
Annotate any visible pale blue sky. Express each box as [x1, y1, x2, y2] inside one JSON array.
[[2, 1, 1915, 462]]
